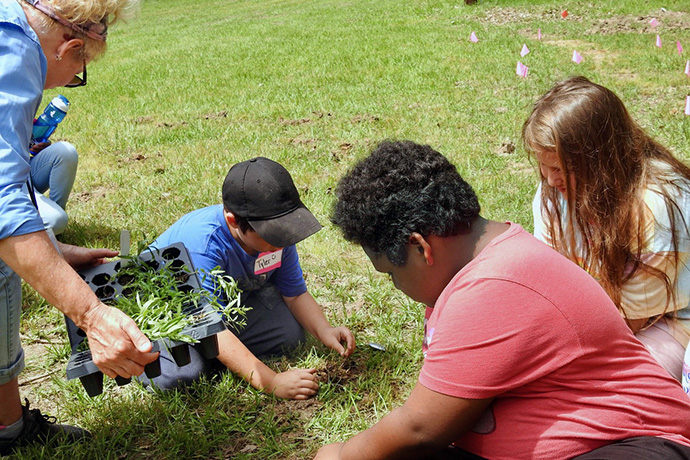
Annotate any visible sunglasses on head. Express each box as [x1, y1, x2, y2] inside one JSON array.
[[65, 60, 87, 88]]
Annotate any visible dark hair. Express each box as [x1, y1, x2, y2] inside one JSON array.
[[332, 140, 480, 265], [222, 206, 253, 233], [523, 76, 690, 316]]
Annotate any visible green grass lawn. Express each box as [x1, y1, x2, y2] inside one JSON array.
[[15, 0, 690, 458]]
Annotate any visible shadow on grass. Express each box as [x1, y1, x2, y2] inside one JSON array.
[[10, 340, 418, 460], [59, 221, 126, 249]]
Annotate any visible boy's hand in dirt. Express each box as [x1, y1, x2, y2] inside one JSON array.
[[269, 368, 319, 400], [320, 326, 356, 358]]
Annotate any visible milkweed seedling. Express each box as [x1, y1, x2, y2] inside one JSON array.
[[84, 245, 246, 346]]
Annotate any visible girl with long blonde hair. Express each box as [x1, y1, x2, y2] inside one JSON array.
[[523, 76, 690, 381]]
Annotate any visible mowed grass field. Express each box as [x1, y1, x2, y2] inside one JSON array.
[[15, 0, 690, 458]]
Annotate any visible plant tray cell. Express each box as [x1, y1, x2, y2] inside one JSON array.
[[65, 242, 227, 396]]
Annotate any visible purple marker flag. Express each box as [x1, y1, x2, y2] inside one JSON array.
[[521, 43, 530, 57], [678, 41, 684, 55], [649, 18, 658, 28], [656, 35, 662, 48], [572, 50, 583, 64], [470, 31, 479, 43], [516, 61, 528, 78], [685, 96, 690, 116], [538, 28, 542, 40]]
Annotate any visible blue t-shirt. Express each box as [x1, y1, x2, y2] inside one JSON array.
[[151, 205, 308, 303], [0, 0, 47, 240]]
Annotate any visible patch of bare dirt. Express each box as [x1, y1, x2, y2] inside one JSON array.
[[481, 7, 579, 25], [477, 7, 690, 38], [154, 120, 188, 129], [495, 139, 516, 156], [280, 116, 312, 126], [73, 186, 108, 202], [134, 115, 154, 124], [119, 152, 147, 163], [330, 141, 357, 163], [274, 394, 323, 425], [279, 111, 334, 126], [587, 12, 690, 35], [202, 111, 228, 119], [492, 138, 534, 177], [289, 135, 318, 147], [312, 111, 333, 119], [350, 113, 379, 124], [313, 354, 369, 389], [132, 115, 188, 128]]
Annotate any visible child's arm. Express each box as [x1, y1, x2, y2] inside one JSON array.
[[215, 329, 318, 400], [314, 382, 493, 459], [283, 292, 356, 357]]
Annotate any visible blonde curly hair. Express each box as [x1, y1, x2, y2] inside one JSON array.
[[21, 0, 141, 59]]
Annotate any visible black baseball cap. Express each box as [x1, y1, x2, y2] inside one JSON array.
[[222, 157, 322, 247]]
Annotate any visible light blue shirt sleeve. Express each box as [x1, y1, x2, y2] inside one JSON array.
[[0, 2, 47, 240]]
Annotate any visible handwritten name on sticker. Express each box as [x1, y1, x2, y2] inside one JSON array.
[[255, 249, 283, 275]]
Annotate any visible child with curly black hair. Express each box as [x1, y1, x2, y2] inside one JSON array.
[[316, 140, 690, 460]]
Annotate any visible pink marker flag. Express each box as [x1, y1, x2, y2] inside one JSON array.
[[516, 61, 529, 78], [685, 96, 690, 116], [649, 18, 658, 28], [521, 43, 530, 57], [538, 28, 542, 40], [678, 41, 684, 55], [470, 31, 479, 43], [561, 10, 568, 18], [656, 35, 662, 48], [685, 60, 690, 76], [572, 50, 583, 64]]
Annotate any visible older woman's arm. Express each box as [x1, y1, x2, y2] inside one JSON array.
[[0, 231, 158, 378]]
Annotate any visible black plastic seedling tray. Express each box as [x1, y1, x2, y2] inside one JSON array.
[[65, 242, 227, 397]]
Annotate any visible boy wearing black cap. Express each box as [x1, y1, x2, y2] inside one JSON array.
[[142, 157, 355, 399]]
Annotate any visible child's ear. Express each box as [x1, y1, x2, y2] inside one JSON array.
[[224, 210, 238, 229], [409, 232, 434, 266]]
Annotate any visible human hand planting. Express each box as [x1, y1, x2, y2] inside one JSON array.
[[319, 326, 356, 358], [269, 368, 319, 400], [283, 293, 357, 358], [81, 302, 159, 379]]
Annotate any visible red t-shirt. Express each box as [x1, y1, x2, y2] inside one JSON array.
[[419, 223, 690, 460]]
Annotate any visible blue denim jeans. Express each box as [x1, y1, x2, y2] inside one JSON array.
[[30, 141, 78, 209], [30, 141, 78, 235], [0, 257, 24, 385]]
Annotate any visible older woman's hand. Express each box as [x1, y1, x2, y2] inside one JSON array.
[[29, 141, 51, 155], [58, 242, 118, 270], [81, 302, 159, 379]]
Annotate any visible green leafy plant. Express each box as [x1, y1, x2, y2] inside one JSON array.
[[103, 249, 247, 344]]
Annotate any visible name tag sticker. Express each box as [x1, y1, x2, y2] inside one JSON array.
[[254, 249, 283, 275]]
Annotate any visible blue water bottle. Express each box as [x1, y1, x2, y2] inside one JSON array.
[[32, 95, 70, 145]]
